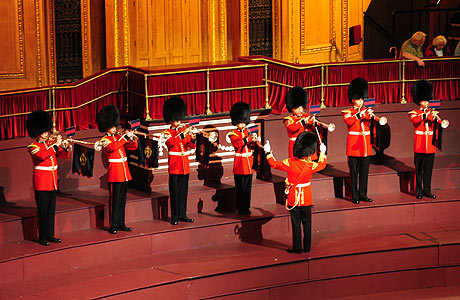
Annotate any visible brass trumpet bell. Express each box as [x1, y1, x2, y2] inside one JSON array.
[[378, 116, 387, 126], [441, 119, 449, 129]]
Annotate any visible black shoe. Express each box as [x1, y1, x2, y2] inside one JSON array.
[[423, 193, 436, 199], [238, 210, 251, 215], [416, 194, 423, 199], [360, 197, 373, 203], [39, 240, 50, 246], [170, 220, 179, 225], [303, 249, 310, 253], [352, 199, 360, 204], [118, 225, 132, 232], [108, 227, 118, 234], [286, 248, 302, 254], [178, 217, 194, 223], [49, 237, 62, 243]]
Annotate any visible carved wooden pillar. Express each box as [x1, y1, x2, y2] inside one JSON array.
[[105, 0, 129, 67], [206, 0, 227, 62]]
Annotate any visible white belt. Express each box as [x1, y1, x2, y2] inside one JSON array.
[[169, 151, 191, 156], [295, 182, 311, 188], [235, 152, 253, 157], [34, 165, 57, 171], [415, 130, 433, 135], [348, 131, 370, 136], [108, 157, 127, 163], [289, 137, 296, 141]]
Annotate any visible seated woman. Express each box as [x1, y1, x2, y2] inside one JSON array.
[[424, 35, 450, 57]]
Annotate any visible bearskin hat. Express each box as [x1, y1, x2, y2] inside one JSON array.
[[26, 110, 52, 138], [348, 77, 368, 104], [230, 102, 251, 126], [293, 131, 318, 159], [97, 105, 120, 133], [412, 80, 433, 106], [285, 87, 308, 112], [163, 96, 186, 123]]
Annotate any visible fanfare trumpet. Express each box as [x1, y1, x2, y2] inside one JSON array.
[[364, 108, 387, 126], [314, 119, 336, 132], [431, 111, 449, 129], [180, 123, 219, 143], [49, 133, 98, 151]]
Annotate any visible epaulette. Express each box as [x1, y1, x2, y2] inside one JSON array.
[[282, 158, 290, 167], [311, 161, 319, 170], [100, 137, 111, 144], [27, 143, 39, 149], [161, 129, 172, 136]]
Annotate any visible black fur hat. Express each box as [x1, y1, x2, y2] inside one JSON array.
[[26, 110, 53, 138], [286, 87, 308, 112], [163, 96, 186, 123], [412, 80, 433, 106], [97, 105, 120, 132], [293, 131, 318, 159], [230, 102, 251, 126], [348, 77, 368, 104]]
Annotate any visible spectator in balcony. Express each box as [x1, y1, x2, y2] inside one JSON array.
[[424, 35, 450, 57], [400, 31, 426, 67], [455, 41, 460, 56]]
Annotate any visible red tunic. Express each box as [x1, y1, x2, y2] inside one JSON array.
[[27, 140, 70, 191], [283, 113, 316, 159], [163, 127, 196, 175], [409, 108, 439, 154], [100, 134, 138, 182], [267, 152, 327, 206], [228, 129, 255, 175], [342, 107, 372, 157]]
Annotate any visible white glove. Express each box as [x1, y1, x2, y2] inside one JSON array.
[[319, 143, 327, 154], [263, 140, 271, 153]]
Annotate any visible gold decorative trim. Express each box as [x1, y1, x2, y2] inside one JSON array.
[[35, 0, 42, 86], [211, 0, 217, 62], [342, 0, 348, 61], [273, 0, 279, 58], [289, 0, 294, 62], [302, 45, 334, 54], [49, 0, 56, 84], [241, 0, 248, 55], [0, 0, 26, 78], [220, 0, 226, 60], [82, 0, 89, 77], [114, 0, 120, 66], [123, 0, 129, 65]]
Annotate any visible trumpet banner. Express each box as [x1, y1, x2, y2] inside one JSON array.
[[72, 144, 95, 178]]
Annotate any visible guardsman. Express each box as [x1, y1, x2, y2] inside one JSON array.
[[283, 87, 316, 159], [228, 102, 257, 215], [162, 96, 196, 225], [264, 132, 327, 254], [27, 110, 70, 245], [409, 80, 439, 199], [97, 105, 138, 234], [342, 77, 374, 204]]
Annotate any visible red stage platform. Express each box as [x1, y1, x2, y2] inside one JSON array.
[[0, 102, 459, 299]]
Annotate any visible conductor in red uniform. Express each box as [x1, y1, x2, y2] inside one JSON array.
[[26, 110, 70, 245], [162, 96, 196, 225], [283, 87, 316, 158], [342, 77, 374, 204], [97, 105, 138, 234], [409, 80, 439, 199], [228, 102, 257, 215], [264, 132, 327, 254]]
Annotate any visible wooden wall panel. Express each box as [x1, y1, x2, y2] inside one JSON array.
[[0, 1, 23, 75]]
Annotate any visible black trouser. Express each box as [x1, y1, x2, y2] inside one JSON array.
[[108, 182, 128, 228], [414, 153, 435, 195], [234, 174, 253, 213], [288, 205, 312, 252], [348, 156, 370, 201], [169, 174, 189, 221], [34, 190, 57, 242]]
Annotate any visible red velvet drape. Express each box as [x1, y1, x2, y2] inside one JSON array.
[[54, 71, 126, 131], [209, 67, 265, 113], [0, 90, 49, 140], [147, 72, 207, 120]]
